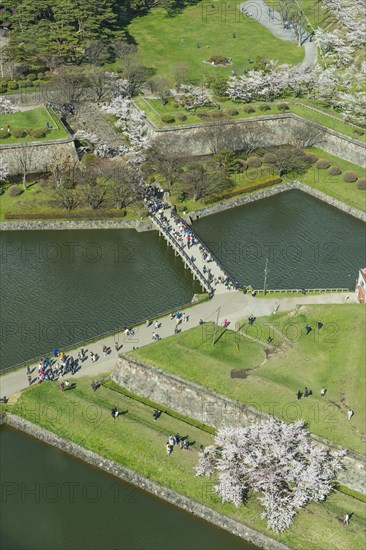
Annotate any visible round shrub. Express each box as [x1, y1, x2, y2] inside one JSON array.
[[227, 108, 239, 116], [172, 102, 179, 108], [353, 128, 364, 136], [8, 185, 22, 197], [197, 112, 209, 119], [259, 104, 271, 111], [31, 127, 47, 138], [161, 114, 175, 123], [328, 165, 341, 176], [237, 161, 248, 171], [277, 103, 289, 111], [24, 80, 34, 88], [7, 81, 19, 90], [32, 79, 44, 87], [263, 152, 278, 164], [343, 170, 358, 183], [27, 73, 37, 81], [12, 128, 26, 138], [0, 129, 10, 139], [43, 71, 52, 80], [244, 106, 255, 113], [304, 153, 318, 164], [37, 72, 45, 79], [0, 82, 7, 93], [177, 113, 187, 121], [357, 178, 366, 189], [247, 156, 262, 168], [209, 110, 224, 118], [316, 159, 330, 169]]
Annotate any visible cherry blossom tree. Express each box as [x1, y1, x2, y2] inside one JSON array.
[[171, 85, 211, 110], [196, 419, 346, 533]]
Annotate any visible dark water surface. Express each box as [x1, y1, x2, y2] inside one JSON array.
[[0, 229, 201, 369], [0, 426, 256, 550], [193, 190, 365, 290]]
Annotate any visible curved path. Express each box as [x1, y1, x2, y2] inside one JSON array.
[[0, 290, 356, 399], [238, 0, 317, 67]]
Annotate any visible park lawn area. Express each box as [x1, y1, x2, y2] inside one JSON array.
[[0, 107, 68, 143], [128, 5, 304, 85], [131, 304, 366, 454], [0, 181, 142, 222], [285, 147, 366, 212], [9, 377, 366, 550]]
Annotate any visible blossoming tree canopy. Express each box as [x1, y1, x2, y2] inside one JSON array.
[[196, 418, 346, 532]]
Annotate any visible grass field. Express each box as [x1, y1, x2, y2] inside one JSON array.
[[131, 304, 366, 454], [0, 180, 142, 222], [128, 4, 304, 84], [0, 107, 68, 143], [284, 148, 366, 212], [8, 377, 366, 550]]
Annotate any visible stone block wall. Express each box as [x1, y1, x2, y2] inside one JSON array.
[[112, 356, 366, 495], [0, 138, 78, 176]]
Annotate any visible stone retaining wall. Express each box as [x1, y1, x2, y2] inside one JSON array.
[[0, 137, 78, 176], [3, 413, 290, 550], [0, 218, 154, 232], [144, 111, 366, 168], [112, 356, 366, 495]]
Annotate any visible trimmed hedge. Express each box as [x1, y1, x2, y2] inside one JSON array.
[[161, 114, 175, 123], [226, 108, 239, 116], [176, 113, 187, 121], [263, 152, 278, 164], [259, 104, 271, 111], [277, 103, 289, 111], [328, 165, 341, 176], [7, 81, 18, 90], [4, 211, 130, 220], [316, 159, 330, 169], [0, 129, 10, 139], [247, 155, 262, 168], [11, 128, 26, 138], [243, 106, 255, 113], [343, 170, 358, 183], [8, 185, 22, 197], [31, 127, 48, 138], [203, 178, 282, 204], [357, 178, 366, 190], [304, 153, 318, 164]]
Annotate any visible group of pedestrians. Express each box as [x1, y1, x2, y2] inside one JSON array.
[[166, 433, 190, 455]]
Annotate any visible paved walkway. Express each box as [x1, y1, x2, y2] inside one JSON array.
[[239, 0, 317, 68], [0, 290, 356, 399]]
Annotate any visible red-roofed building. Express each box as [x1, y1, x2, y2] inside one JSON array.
[[356, 268, 366, 303]]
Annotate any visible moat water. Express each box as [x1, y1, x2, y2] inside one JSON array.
[[0, 427, 256, 550]]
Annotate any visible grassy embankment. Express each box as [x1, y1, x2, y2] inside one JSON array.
[[6, 375, 366, 550], [131, 304, 366, 455]]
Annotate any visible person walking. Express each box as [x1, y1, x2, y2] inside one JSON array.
[[320, 387, 326, 397], [347, 409, 354, 421]]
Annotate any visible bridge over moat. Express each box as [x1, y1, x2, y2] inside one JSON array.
[[150, 209, 237, 295]]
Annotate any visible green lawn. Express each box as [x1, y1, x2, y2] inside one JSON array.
[[128, 5, 304, 85], [9, 377, 366, 550], [0, 180, 143, 222], [0, 107, 68, 143], [285, 148, 366, 212], [131, 304, 366, 454]]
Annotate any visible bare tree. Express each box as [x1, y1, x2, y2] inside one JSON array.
[[77, 160, 110, 209], [49, 149, 76, 189], [274, 145, 310, 176], [56, 187, 79, 210], [144, 144, 182, 186], [149, 76, 170, 105], [291, 124, 325, 148], [44, 69, 91, 110], [180, 162, 228, 201], [13, 144, 34, 189]]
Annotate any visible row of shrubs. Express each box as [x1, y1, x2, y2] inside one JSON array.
[[315, 158, 365, 184], [0, 74, 51, 93], [0, 127, 50, 139], [4, 210, 129, 219], [160, 104, 289, 123]]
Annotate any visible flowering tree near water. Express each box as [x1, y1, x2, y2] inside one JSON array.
[[196, 419, 346, 533]]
